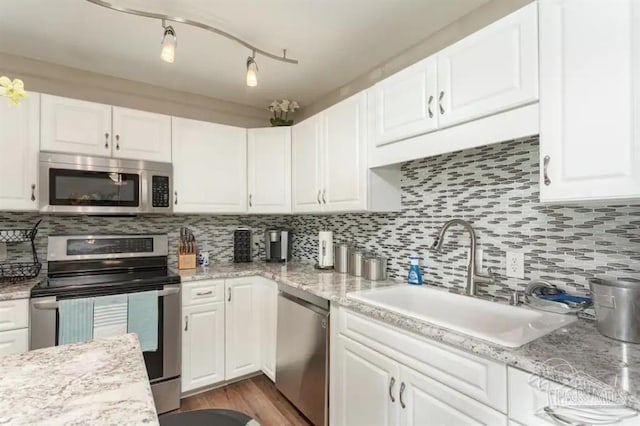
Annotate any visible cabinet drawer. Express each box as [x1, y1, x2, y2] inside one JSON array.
[[338, 308, 507, 412], [0, 299, 28, 332], [0, 328, 28, 355], [182, 280, 225, 306]]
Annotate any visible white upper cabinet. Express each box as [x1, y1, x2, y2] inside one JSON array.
[[41, 95, 112, 157], [112, 107, 171, 162], [539, 0, 640, 202], [247, 127, 291, 214], [172, 117, 247, 214], [437, 2, 538, 128], [371, 55, 438, 147], [323, 91, 368, 212], [0, 93, 40, 211], [292, 114, 323, 213]]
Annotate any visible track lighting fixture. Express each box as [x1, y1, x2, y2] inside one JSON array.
[[160, 21, 177, 63], [246, 52, 258, 87]]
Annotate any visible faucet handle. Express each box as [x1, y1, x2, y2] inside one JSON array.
[[510, 290, 525, 306]]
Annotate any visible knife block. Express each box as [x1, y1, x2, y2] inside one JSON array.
[[178, 249, 196, 270]]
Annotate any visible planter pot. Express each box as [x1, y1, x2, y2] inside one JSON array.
[[270, 117, 294, 127]]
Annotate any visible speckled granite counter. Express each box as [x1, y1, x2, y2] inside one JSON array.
[[0, 275, 43, 301], [0, 334, 158, 425], [180, 262, 640, 410]]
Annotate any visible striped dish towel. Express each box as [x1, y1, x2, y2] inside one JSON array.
[[93, 294, 128, 339]]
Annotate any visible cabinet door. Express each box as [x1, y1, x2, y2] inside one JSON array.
[[0, 329, 28, 356], [539, 0, 640, 202], [0, 93, 39, 211], [40, 95, 112, 156], [333, 335, 399, 426], [259, 278, 278, 382], [371, 55, 438, 147], [400, 365, 507, 426], [437, 3, 538, 128], [112, 107, 171, 162], [181, 302, 225, 393], [292, 115, 323, 213], [225, 278, 260, 380], [247, 128, 291, 213], [172, 117, 247, 213], [323, 92, 368, 212]]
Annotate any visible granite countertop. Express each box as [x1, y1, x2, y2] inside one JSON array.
[[0, 334, 158, 425], [180, 262, 640, 410], [0, 275, 43, 301]]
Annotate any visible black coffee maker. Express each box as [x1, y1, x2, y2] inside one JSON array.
[[264, 229, 291, 262]]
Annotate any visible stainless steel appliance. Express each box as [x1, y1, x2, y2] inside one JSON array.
[[348, 248, 368, 277], [362, 255, 388, 281], [265, 229, 291, 263], [39, 152, 173, 215], [333, 243, 351, 273], [276, 285, 329, 426], [590, 277, 640, 343], [30, 234, 181, 414]]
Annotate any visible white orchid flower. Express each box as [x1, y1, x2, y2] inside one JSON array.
[[0, 76, 27, 105], [280, 99, 290, 113], [290, 101, 300, 111]]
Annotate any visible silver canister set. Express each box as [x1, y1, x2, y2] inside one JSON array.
[[333, 242, 388, 281]]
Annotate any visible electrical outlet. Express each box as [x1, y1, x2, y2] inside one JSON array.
[[506, 251, 525, 279], [0, 243, 6, 261]]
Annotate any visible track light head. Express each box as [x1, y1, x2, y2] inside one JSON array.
[[161, 22, 177, 63], [246, 53, 258, 87]]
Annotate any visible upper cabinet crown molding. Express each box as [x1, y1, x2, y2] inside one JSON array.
[[0, 93, 40, 211], [40, 94, 172, 162], [539, 0, 640, 203]]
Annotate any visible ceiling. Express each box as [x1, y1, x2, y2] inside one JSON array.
[[0, 0, 490, 110]]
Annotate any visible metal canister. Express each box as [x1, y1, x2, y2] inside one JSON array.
[[334, 243, 351, 274], [590, 277, 640, 343], [362, 256, 388, 281], [348, 248, 367, 277]]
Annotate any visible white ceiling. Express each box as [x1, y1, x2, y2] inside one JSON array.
[[0, 0, 489, 109]]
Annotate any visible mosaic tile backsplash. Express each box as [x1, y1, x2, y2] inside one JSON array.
[[290, 137, 640, 299], [1, 137, 638, 299]]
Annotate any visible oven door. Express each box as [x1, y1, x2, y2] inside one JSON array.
[[29, 284, 181, 385]]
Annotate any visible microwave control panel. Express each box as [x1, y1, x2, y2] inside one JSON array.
[[151, 175, 170, 208]]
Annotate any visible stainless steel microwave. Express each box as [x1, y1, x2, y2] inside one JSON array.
[[39, 152, 173, 214]]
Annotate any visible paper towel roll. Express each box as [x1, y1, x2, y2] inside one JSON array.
[[318, 231, 334, 268]]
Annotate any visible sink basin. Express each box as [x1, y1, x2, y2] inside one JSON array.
[[347, 285, 576, 348]]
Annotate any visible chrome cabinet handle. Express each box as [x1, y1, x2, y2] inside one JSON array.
[[317, 190, 321, 205], [184, 315, 188, 331], [174, 191, 178, 205], [438, 91, 445, 114], [115, 134, 120, 150], [399, 382, 406, 408], [427, 95, 434, 118], [389, 377, 396, 403], [30, 184, 36, 202], [249, 194, 252, 207], [543, 155, 551, 186], [322, 189, 326, 204], [228, 287, 232, 302], [104, 132, 109, 149], [196, 290, 213, 296]]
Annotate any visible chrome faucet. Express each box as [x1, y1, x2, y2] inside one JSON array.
[[431, 219, 494, 296]]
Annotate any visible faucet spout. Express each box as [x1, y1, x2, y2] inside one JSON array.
[[431, 219, 494, 296]]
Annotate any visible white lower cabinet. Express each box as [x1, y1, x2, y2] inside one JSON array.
[[225, 277, 261, 380], [0, 328, 28, 356], [0, 299, 29, 356], [181, 302, 225, 393], [259, 278, 277, 382]]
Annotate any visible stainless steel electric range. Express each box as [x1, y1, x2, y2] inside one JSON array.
[[30, 234, 181, 414]]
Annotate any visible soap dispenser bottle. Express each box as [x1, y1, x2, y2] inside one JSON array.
[[408, 255, 423, 285]]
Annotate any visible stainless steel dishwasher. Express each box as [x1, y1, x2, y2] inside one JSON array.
[[276, 285, 329, 426]]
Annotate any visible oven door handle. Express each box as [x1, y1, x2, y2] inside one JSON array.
[[32, 286, 181, 310]]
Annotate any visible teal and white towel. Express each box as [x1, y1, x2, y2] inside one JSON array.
[[93, 294, 128, 339], [127, 290, 158, 352], [58, 298, 94, 345]]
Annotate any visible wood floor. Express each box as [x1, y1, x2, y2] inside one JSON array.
[[176, 375, 312, 426]]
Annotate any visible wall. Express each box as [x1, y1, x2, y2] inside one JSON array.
[[290, 137, 640, 300], [0, 52, 268, 128], [297, 0, 534, 121]]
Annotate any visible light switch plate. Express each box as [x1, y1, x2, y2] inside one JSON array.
[[0, 243, 6, 262], [506, 251, 525, 279]]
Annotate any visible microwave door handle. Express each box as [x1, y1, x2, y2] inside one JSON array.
[[33, 287, 180, 310]]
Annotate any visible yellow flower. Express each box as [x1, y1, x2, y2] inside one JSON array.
[[0, 76, 28, 105]]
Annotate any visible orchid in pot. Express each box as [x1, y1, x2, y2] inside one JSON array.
[[0, 76, 27, 105], [269, 99, 299, 126]]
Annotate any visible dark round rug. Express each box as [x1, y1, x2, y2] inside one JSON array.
[[159, 409, 258, 426]]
